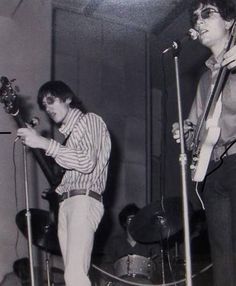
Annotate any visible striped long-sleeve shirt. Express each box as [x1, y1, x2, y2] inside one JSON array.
[[45, 108, 111, 195]]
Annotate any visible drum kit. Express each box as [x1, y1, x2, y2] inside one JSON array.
[[96, 197, 196, 285], [15, 197, 208, 285]]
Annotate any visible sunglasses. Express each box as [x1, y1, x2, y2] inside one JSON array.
[[42, 95, 57, 109], [192, 7, 220, 26]]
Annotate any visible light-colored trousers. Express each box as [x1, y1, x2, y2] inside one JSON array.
[[58, 195, 104, 286]]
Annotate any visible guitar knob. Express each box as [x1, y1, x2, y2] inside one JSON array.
[[190, 164, 196, 170], [192, 157, 198, 162]]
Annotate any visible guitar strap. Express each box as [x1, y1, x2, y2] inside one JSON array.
[[55, 132, 76, 183], [193, 21, 236, 147]]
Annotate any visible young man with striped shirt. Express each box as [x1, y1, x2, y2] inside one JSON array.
[[17, 81, 111, 286]]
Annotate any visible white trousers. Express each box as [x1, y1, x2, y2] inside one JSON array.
[[58, 195, 104, 286]]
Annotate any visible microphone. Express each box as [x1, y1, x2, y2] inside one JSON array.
[[162, 28, 199, 54], [14, 116, 40, 142]]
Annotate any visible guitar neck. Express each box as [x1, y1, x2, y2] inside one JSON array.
[[193, 67, 229, 146], [14, 113, 57, 187], [193, 22, 236, 146]]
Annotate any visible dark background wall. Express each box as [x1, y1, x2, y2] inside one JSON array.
[[52, 6, 207, 255], [52, 8, 159, 248]]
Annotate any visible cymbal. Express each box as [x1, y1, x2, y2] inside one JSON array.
[[16, 208, 61, 256], [129, 197, 191, 243]]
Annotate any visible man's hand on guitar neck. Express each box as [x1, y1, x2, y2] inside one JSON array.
[[172, 119, 194, 144], [16, 124, 50, 151]]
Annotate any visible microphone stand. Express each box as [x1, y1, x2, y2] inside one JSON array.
[[23, 144, 35, 286], [172, 45, 192, 286], [44, 224, 52, 286], [159, 221, 166, 284]]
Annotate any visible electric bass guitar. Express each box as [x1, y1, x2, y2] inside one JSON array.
[[0, 76, 63, 219], [0, 76, 58, 186]]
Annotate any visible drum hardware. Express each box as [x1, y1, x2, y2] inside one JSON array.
[[16, 208, 61, 256], [22, 144, 35, 286], [44, 224, 55, 286], [129, 197, 193, 285], [91, 252, 212, 286], [16, 208, 62, 286]]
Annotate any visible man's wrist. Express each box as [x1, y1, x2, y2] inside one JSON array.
[[45, 139, 60, 158], [38, 137, 50, 151]]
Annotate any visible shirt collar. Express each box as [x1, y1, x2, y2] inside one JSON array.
[[205, 36, 230, 71], [59, 108, 84, 137], [205, 49, 225, 71]]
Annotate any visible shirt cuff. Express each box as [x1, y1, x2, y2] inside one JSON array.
[[45, 139, 60, 158]]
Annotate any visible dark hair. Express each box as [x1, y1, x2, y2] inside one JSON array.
[[119, 203, 140, 229], [37, 80, 87, 113], [189, 0, 236, 25]]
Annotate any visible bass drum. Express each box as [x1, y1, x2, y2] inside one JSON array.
[[114, 254, 155, 281]]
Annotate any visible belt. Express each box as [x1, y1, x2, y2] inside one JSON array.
[[59, 189, 102, 203]]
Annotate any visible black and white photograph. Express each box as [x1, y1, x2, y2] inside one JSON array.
[[0, 0, 235, 285]]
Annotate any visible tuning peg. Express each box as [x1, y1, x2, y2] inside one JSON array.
[[14, 85, 20, 93], [190, 164, 196, 170]]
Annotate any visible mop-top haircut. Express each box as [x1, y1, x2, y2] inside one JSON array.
[[37, 80, 87, 113], [189, 0, 236, 26]]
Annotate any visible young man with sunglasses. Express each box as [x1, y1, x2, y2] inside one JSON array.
[[17, 81, 111, 286], [172, 0, 236, 285]]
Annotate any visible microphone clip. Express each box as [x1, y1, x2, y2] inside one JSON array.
[[162, 40, 182, 55]]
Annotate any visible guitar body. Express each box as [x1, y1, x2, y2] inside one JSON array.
[[191, 126, 221, 182], [191, 95, 222, 182]]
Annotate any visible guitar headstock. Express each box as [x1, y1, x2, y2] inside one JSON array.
[[0, 76, 19, 115]]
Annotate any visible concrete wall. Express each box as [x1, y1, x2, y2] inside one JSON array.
[[0, 0, 52, 280]]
